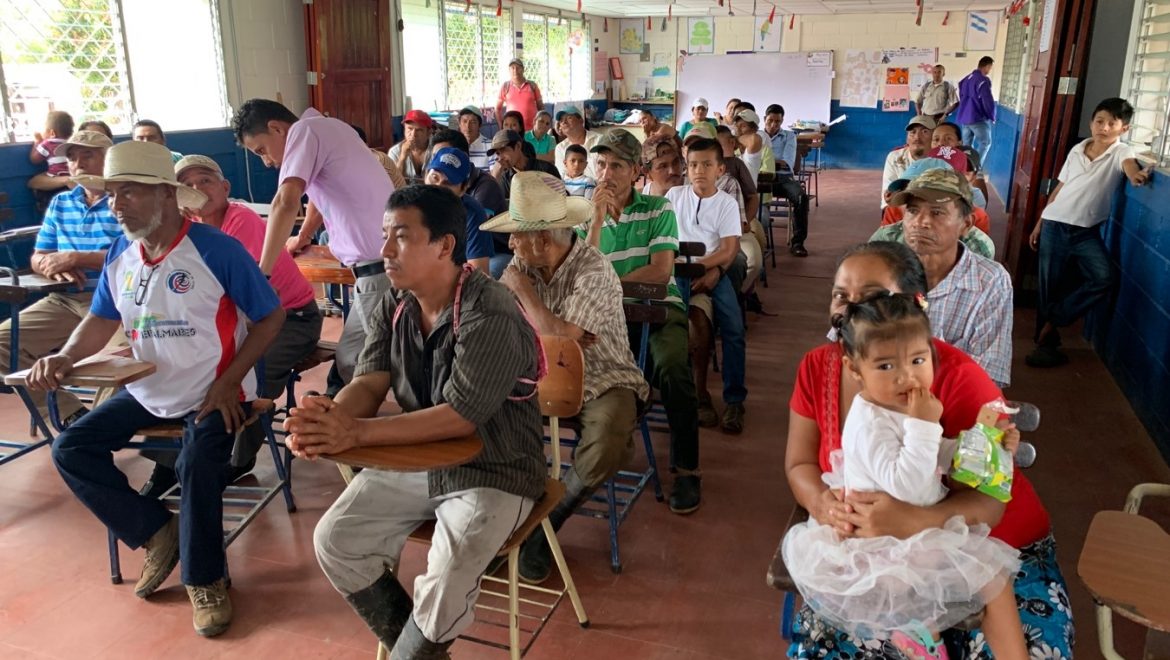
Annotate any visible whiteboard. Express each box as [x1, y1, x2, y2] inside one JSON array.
[[675, 52, 833, 127]]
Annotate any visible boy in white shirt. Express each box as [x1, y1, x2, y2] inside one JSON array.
[[562, 144, 596, 199], [1026, 97, 1150, 368], [665, 137, 748, 434]]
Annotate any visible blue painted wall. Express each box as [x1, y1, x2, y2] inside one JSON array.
[[1089, 179, 1170, 463], [984, 105, 1022, 208], [820, 100, 913, 170]]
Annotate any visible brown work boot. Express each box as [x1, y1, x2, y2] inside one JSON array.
[[187, 579, 233, 637], [697, 395, 720, 428], [134, 515, 180, 598]]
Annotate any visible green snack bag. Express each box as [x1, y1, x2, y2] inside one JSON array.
[[950, 403, 1014, 503]]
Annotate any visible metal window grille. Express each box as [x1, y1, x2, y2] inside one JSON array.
[[999, 10, 1030, 113], [521, 13, 590, 104], [1125, 0, 1170, 165], [442, 1, 510, 110]]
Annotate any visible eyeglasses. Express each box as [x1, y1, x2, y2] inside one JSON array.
[[134, 263, 159, 306]]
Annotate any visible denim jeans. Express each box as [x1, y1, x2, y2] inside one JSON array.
[[679, 275, 748, 404], [1035, 219, 1114, 342], [51, 389, 245, 586], [961, 120, 993, 166]]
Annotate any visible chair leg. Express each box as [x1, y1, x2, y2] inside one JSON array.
[[1096, 604, 1125, 660], [376, 642, 388, 660], [263, 412, 296, 512], [640, 423, 663, 502], [509, 546, 522, 660], [338, 464, 356, 485], [781, 592, 796, 640], [549, 416, 562, 481], [543, 518, 589, 628], [108, 528, 123, 584], [606, 480, 621, 574]]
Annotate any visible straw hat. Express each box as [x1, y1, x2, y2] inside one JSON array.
[[481, 172, 593, 233], [74, 141, 207, 209]]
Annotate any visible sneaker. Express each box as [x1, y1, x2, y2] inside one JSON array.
[[517, 529, 552, 585], [187, 579, 233, 637], [789, 243, 809, 258], [139, 463, 178, 500], [721, 403, 745, 435], [1025, 345, 1069, 368], [669, 475, 701, 515], [697, 396, 719, 428], [135, 515, 180, 598]]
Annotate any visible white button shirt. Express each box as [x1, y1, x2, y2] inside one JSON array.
[[1041, 139, 1139, 228]]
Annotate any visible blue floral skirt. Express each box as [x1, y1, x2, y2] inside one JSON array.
[[787, 534, 1074, 659]]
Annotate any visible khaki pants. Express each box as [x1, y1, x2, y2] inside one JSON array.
[[741, 231, 763, 293], [571, 387, 638, 488], [0, 292, 94, 420]]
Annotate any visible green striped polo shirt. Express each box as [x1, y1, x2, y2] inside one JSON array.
[[577, 189, 683, 309]]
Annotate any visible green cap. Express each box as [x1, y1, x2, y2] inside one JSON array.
[[889, 167, 973, 208], [589, 129, 641, 164]]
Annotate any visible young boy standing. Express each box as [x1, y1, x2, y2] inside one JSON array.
[[562, 144, 596, 199], [1027, 97, 1150, 367]]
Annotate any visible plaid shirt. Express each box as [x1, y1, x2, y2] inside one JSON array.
[[512, 237, 649, 403], [927, 245, 1014, 388]]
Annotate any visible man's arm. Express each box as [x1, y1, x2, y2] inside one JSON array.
[[1123, 157, 1151, 186], [979, 80, 996, 122], [261, 177, 307, 274], [195, 306, 285, 429], [621, 249, 673, 284], [31, 249, 107, 282], [532, 83, 543, 112], [697, 236, 739, 269], [500, 267, 586, 341]]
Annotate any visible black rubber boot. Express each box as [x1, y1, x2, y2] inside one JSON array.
[[389, 617, 453, 660], [517, 469, 595, 584], [344, 571, 414, 650]]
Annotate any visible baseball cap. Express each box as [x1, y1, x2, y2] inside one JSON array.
[[508, 57, 524, 68], [488, 129, 523, 155], [735, 109, 761, 126], [886, 157, 953, 193], [959, 145, 982, 173], [683, 122, 718, 144], [403, 109, 434, 128], [53, 130, 113, 157], [458, 105, 483, 123], [174, 154, 223, 179], [890, 167, 973, 208], [905, 114, 937, 131], [642, 133, 680, 165], [692, 97, 709, 109], [426, 147, 471, 186], [927, 145, 969, 174], [555, 105, 583, 121], [589, 129, 641, 164]]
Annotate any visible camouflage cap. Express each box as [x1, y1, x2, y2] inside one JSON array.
[[682, 121, 718, 144], [590, 129, 641, 164], [890, 166, 973, 208], [641, 133, 679, 165]]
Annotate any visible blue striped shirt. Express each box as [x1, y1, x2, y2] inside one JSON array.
[[35, 186, 122, 292], [563, 175, 596, 200]]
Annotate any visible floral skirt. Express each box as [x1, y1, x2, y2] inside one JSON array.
[[786, 534, 1074, 659]]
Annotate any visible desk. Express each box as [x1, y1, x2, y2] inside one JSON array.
[[294, 245, 354, 318], [324, 434, 483, 472]]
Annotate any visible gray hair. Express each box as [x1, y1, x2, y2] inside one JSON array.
[[541, 228, 574, 246]]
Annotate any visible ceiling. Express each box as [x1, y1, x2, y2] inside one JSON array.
[[523, 0, 1010, 18]]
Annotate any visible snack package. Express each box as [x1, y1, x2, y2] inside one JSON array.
[[950, 400, 1015, 503]]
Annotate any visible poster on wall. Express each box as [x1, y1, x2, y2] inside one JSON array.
[[652, 52, 671, 77], [882, 68, 911, 112], [753, 16, 781, 52], [965, 11, 999, 51], [687, 17, 715, 54], [840, 49, 882, 108], [619, 19, 644, 54]]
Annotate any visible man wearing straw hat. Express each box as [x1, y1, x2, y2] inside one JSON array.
[[28, 140, 285, 637], [486, 171, 649, 584]]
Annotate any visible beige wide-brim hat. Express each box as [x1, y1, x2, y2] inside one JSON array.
[[74, 140, 207, 209], [481, 171, 593, 233]]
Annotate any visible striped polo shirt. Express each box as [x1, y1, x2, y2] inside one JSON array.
[[577, 189, 683, 309], [35, 186, 122, 292]]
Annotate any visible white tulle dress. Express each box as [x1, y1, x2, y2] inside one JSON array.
[[782, 395, 1021, 640]]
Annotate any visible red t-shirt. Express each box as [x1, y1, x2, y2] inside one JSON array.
[[789, 338, 1050, 549], [203, 203, 317, 311]]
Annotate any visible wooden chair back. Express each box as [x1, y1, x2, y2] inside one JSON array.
[[1078, 510, 1170, 631], [537, 335, 584, 419]]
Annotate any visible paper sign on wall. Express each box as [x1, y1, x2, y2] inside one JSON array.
[[840, 49, 882, 108], [965, 11, 999, 52], [687, 17, 715, 54], [619, 19, 644, 54], [806, 51, 832, 67], [883, 67, 910, 112], [754, 15, 781, 52]]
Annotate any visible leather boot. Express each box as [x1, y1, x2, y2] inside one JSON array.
[[518, 469, 595, 584], [389, 617, 453, 660], [344, 570, 414, 650]]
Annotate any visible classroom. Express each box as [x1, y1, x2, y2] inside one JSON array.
[[0, 0, 1169, 658]]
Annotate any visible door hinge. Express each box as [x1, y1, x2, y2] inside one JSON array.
[[1057, 76, 1078, 95], [307, 71, 319, 86]]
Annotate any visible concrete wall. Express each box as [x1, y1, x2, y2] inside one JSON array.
[[1078, 0, 1137, 129], [218, 0, 310, 114]]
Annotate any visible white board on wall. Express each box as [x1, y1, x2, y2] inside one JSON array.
[[675, 52, 833, 126]]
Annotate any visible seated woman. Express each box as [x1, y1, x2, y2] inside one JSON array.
[[784, 241, 1073, 659]]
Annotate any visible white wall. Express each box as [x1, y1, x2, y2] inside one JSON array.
[[218, 0, 309, 114]]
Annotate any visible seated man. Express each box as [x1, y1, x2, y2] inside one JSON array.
[[387, 109, 434, 181], [458, 105, 495, 171], [0, 130, 120, 427], [881, 156, 993, 241], [132, 119, 184, 163], [554, 106, 602, 180], [582, 129, 702, 514], [711, 124, 760, 222], [430, 128, 510, 279], [693, 128, 764, 296], [32, 141, 284, 637], [882, 114, 936, 209], [291, 185, 546, 658], [762, 104, 812, 257], [890, 167, 1013, 387], [640, 134, 684, 197], [665, 138, 747, 434], [488, 171, 649, 583], [489, 129, 561, 198], [423, 147, 495, 274]]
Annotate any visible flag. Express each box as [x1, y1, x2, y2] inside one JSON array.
[[768, 4, 775, 23]]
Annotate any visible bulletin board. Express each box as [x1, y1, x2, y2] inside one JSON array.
[[676, 51, 833, 125]]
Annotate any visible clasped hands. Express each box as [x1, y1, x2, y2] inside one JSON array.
[[283, 393, 360, 460]]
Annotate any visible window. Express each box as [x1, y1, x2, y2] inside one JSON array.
[[998, 5, 1037, 113], [1124, 0, 1170, 165], [521, 13, 592, 103], [0, 0, 228, 143], [442, 1, 511, 110]]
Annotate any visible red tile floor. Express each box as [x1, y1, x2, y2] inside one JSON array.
[[2, 169, 1168, 659]]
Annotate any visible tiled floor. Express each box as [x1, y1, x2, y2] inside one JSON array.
[[1, 170, 1168, 659]]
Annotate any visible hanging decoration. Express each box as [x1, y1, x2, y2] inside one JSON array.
[[577, 0, 581, 11], [668, 4, 672, 20], [728, 0, 734, 17], [942, 11, 949, 25], [604, 17, 608, 32], [465, 0, 470, 11], [647, 16, 652, 29], [789, 14, 795, 29], [767, 4, 775, 23], [661, 16, 667, 31], [915, 0, 924, 26], [496, 0, 502, 17]]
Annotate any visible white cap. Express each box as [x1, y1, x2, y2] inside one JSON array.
[[692, 97, 709, 109]]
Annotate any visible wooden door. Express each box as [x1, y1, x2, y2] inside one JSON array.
[[1005, 0, 1098, 287], [304, 0, 394, 150]]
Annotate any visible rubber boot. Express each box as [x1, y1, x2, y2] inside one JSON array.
[[517, 468, 595, 584], [389, 617, 453, 660], [344, 571, 414, 650]]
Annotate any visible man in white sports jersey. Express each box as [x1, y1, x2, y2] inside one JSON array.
[[28, 141, 285, 638]]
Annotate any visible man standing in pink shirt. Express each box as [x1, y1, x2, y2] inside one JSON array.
[[231, 99, 393, 387]]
